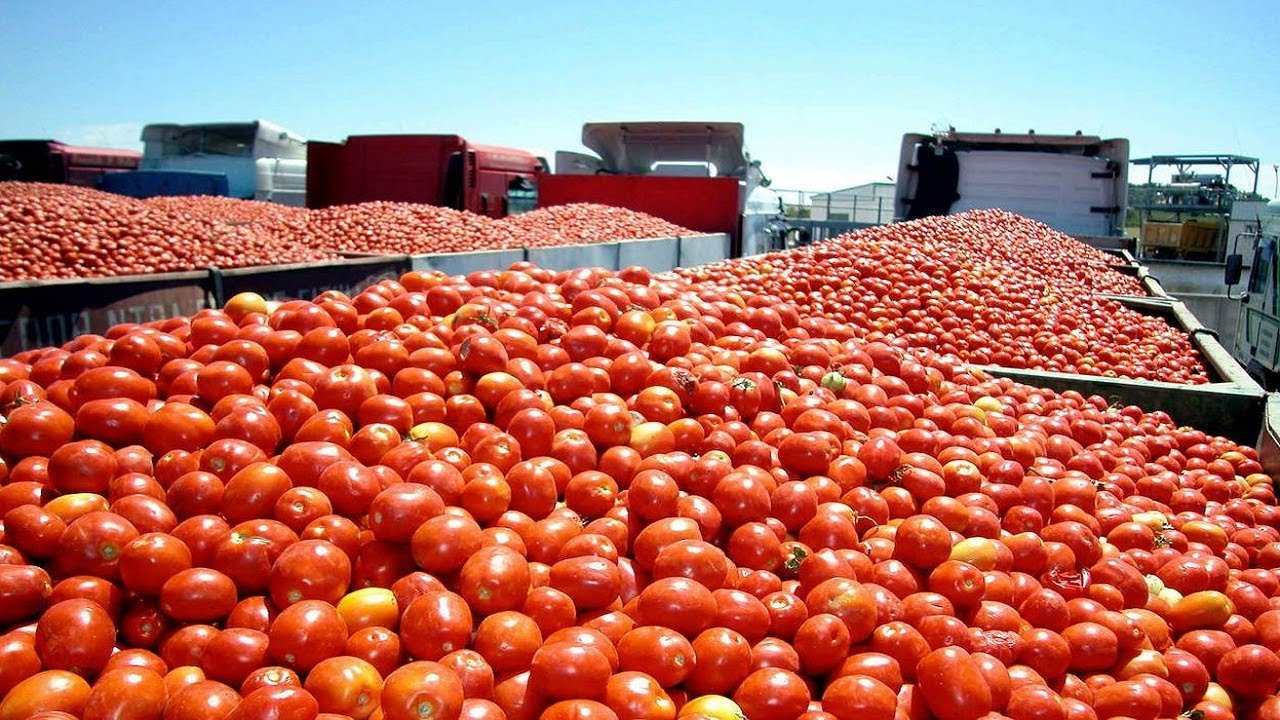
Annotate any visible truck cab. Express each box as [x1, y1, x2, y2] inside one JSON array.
[[306, 135, 544, 218], [101, 121, 308, 205], [0, 140, 141, 187], [894, 130, 1130, 237], [1228, 200, 1280, 388]]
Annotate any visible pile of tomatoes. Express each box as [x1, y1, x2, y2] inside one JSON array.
[[0, 246, 1279, 720], [141, 197, 310, 227], [0, 185, 701, 282], [0, 184, 337, 282], [676, 211, 1208, 385], [502, 205, 695, 245], [301, 202, 539, 257]]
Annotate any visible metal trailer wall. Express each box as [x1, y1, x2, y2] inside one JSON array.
[[981, 295, 1266, 445], [0, 234, 731, 357], [400, 234, 730, 276]]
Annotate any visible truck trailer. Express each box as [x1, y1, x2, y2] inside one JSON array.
[[543, 121, 788, 256], [0, 140, 141, 187], [894, 129, 1130, 237], [306, 135, 545, 219]]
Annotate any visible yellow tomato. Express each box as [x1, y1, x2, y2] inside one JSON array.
[[678, 695, 746, 720], [222, 291, 269, 322], [336, 588, 399, 632], [949, 537, 998, 571]]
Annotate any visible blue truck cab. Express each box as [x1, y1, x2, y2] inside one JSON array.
[[102, 121, 308, 205]]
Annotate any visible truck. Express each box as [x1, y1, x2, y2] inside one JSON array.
[[543, 121, 788, 256], [305, 135, 545, 219], [0, 140, 141, 187], [893, 129, 1131, 238], [1226, 199, 1280, 388], [99, 120, 308, 205]]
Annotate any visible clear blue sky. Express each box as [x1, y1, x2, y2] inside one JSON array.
[[3, 0, 1277, 195]]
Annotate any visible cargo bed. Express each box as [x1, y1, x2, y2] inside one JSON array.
[[0, 233, 731, 356], [979, 295, 1266, 445]]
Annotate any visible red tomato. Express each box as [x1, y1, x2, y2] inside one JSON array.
[[267, 600, 349, 673], [34, 598, 116, 676], [381, 661, 465, 720], [0, 670, 92, 720], [915, 646, 993, 720]]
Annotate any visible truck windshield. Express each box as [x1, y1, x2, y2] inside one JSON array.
[[160, 126, 256, 158]]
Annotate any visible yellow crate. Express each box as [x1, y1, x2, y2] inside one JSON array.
[[1141, 221, 1181, 248], [1179, 220, 1220, 253]]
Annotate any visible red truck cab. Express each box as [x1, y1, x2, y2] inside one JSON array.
[[0, 140, 141, 187], [306, 135, 544, 218]]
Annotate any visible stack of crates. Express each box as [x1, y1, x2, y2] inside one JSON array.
[[1141, 221, 1181, 253], [1179, 218, 1221, 255]]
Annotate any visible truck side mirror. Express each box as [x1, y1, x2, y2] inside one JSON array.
[[1225, 254, 1244, 286]]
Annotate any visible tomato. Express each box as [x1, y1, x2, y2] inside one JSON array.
[[472, 610, 542, 676], [380, 661, 465, 720], [202, 628, 272, 687], [160, 568, 238, 622], [793, 613, 852, 676], [268, 600, 349, 673], [603, 671, 676, 720], [1216, 643, 1280, 698], [915, 646, 993, 720], [634, 578, 717, 638], [2, 499, 59, 555], [804, 578, 877, 643], [617, 626, 696, 688], [1005, 685, 1066, 720], [34, 598, 116, 676], [929, 560, 986, 610], [0, 631, 42, 698], [81, 666, 168, 720], [0, 401, 75, 457], [1062, 622, 1119, 672], [0, 564, 52, 625], [346, 626, 404, 679], [530, 641, 613, 700], [142, 402, 215, 455], [822, 675, 897, 720], [0, 670, 92, 720], [1091, 680, 1161, 720], [541, 699, 622, 720], [411, 513, 482, 574], [684, 628, 752, 696], [459, 545, 531, 615], [401, 591, 474, 661], [304, 656, 383, 720], [269, 539, 352, 608], [119, 531, 193, 596], [224, 685, 320, 720], [729, 667, 810, 720], [55, 510, 139, 580]]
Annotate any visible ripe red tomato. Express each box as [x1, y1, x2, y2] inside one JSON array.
[[822, 674, 897, 720], [304, 655, 383, 720], [267, 599, 349, 673], [401, 590, 474, 661], [915, 646, 993, 720], [381, 661, 465, 720], [82, 666, 168, 719], [459, 545, 531, 615], [530, 640, 613, 700], [268, 539, 352, 608], [0, 670, 92, 720], [34, 598, 115, 676]]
